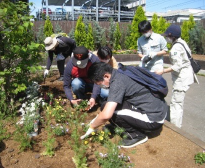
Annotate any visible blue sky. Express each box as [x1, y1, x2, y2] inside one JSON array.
[[29, 0, 205, 16]]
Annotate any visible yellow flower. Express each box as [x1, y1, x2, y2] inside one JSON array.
[[91, 132, 95, 135], [84, 141, 88, 145], [100, 131, 105, 136], [99, 136, 103, 141]]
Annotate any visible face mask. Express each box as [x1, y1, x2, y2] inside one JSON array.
[[76, 63, 87, 69], [100, 81, 109, 89], [100, 59, 110, 63], [166, 37, 173, 44], [100, 84, 109, 89], [144, 31, 152, 38]]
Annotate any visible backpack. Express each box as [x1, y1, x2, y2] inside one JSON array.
[[117, 63, 168, 99]]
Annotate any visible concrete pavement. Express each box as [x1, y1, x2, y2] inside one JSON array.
[[121, 61, 205, 144]]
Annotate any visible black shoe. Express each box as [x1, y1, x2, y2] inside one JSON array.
[[121, 134, 148, 148], [58, 76, 64, 81], [103, 124, 116, 138]]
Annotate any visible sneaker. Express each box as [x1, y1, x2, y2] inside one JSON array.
[[121, 134, 148, 148], [58, 76, 64, 81]]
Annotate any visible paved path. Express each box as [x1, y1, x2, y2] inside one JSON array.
[[121, 61, 205, 143]]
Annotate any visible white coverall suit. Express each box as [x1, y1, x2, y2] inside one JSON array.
[[169, 38, 195, 128]]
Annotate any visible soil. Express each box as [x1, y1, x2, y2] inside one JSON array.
[[0, 69, 204, 168]]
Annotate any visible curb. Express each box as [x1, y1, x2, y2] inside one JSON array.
[[164, 121, 205, 149]]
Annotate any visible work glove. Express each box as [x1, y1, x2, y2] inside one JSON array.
[[44, 69, 49, 78], [80, 126, 95, 140], [143, 55, 152, 63], [148, 51, 157, 58]]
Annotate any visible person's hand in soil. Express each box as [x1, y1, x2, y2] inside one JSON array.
[[88, 98, 96, 109]]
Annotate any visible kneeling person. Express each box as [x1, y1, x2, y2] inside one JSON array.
[[82, 62, 168, 148]]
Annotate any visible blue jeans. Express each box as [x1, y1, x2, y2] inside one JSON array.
[[71, 78, 94, 99], [100, 88, 109, 99]]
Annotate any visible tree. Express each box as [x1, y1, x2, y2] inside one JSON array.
[[188, 15, 195, 30], [189, 23, 205, 54], [93, 21, 106, 49], [43, 16, 54, 37], [85, 23, 94, 50], [181, 21, 189, 43], [113, 23, 121, 50], [151, 13, 158, 33], [157, 17, 170, 34], [0, 0, 43, 114], [129, 6, 147, 49], [108, 18, 116, 47], [74, 15, 87, 46], [124, 24, 132, 49]]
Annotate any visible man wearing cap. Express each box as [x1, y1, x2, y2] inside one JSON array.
[[63, 46, 101, 108], [155, 24, 196, 128], [44, 36, 76, 81], [137, 20, 168, 73]]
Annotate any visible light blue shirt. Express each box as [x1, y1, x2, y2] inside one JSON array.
[[137, 32, 168, 72]]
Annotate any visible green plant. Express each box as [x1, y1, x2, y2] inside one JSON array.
[[74, 100, 90, 112], [42, 110, 56, 157], [189, 23, 205, 54], [0, 119, 11, 142], [194, 151, 205, 165], [113, 23, 122, 50], [85, 23, 94, 50], [181, 21, 189, 44], [53, 125, 67, 136], [95, 127, 134, 168], [14, 124, 34, 151], [0, 0, 44, 114], [75, 15, 87, 46], [43, 16, 54, 37], [93, 21, 106, 49], [129, 6, 147, 49], [67, 105, 88, 167], [151, 13, 158, 33], [108, 18, 116, 47]]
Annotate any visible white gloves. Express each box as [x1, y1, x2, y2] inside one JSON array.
[[80, 127, 95, 140], [149, 52, 157, 58], [44, 69, 49, 78], [81, 115, 98, 140]]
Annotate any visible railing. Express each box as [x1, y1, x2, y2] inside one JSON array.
[[36, 9, 135, 21]]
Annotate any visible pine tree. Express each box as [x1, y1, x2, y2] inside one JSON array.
[[151, 13, 158, 33], [108, 18, 116, 47], [181, 21, 189, 43], [129, 6, 147, 49], [93, 21, 106, 49], [189, 22, 205, 54], [74, 15, 87, 46], [124, 24, 132, 49], [188, 15, 195, 30], [43, 16, 54, 37], [85, 23, 94, 50], [68, 28, 75, 40], [113, 23, 121, 50], [157, 17, 170, 34]]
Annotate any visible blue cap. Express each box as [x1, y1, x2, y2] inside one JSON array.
[[163, 24, 181, 38]]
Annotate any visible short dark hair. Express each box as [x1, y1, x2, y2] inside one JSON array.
[[88, 62, 113, 82], [97, 46, 112, 59], [138, 20, 152, 33]]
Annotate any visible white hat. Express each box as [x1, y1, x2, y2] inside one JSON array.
[[44, 37, 58, 51]]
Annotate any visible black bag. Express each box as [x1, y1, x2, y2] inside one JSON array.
[[174, 42, 201, 73]]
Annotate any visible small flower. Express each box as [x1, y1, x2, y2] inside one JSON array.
[[84, 141, 88, 145], [91, 132, 95, 135], [100, 131, 105, 136], [99, 136, 103, 141], [81, 123, 85, 126]]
